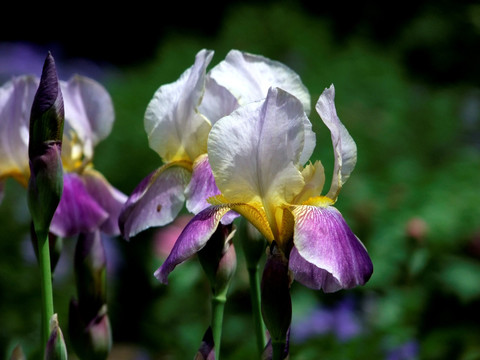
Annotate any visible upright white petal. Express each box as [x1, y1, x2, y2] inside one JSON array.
[[208, 87, 308, 230], [0, 76, 38, 180], [145, 49, 213, 162], [316, 85, 357, 200], [61, 75, 115, 161], [209, 49, 311, 114]]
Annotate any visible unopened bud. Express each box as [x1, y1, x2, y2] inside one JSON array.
[[74, 231, 107, 320], [69, 301, 112, 360], [44, 314, 67, 360], [198, 223, 237, 296], [261, 242, 292, 345], [27, 52, 64, 237], [195, 327, 215, 360]]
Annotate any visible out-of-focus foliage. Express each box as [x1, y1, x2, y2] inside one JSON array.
[[1, 1, 479, 359]]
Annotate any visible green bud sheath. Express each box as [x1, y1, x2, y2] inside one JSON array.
[[44, 314, 68, 360]]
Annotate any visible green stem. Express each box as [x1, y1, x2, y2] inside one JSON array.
[[211, 293, 227, 360], [272, 340, 286, 360], [248, 265, 267, 355], [37, 231, 54, 353]]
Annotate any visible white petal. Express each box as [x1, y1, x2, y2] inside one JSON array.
[[209, 49, 311, 114], [61, 75, 115, 161], [208, 87, 308, 227], [145, 49, 213, 162], [0, 76, 37, 180], [316, 85, 357, 200]]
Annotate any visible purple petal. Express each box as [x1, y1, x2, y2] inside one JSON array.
[[118, 163, 191, 240], [82, 169, 127, 236], [154, 205, 231, 284], [185, 154, 220, 214], [290, 205, 373, 292], [51, 173, 108, 238]]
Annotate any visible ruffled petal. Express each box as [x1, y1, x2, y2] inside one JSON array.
[[209, 49, 311, 115], [50, 173, 108, 238], [61, 75, 115, 161], [290, 205, 373, 292], [199, 76, 239, 126], [315, 85, 357, 200], [82, 168, 128, 236], [208, 87, 308, 231], [118, 161, 191, 240], [154, 205, 231, 284], [0, 76, 38, 180], [144, 49, 213, 162]]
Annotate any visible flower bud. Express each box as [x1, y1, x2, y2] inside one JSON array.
[[9, 344, 26, 360], [195, 327, 215, 360], [44, 314, 67, 360], [197, 223, 237, 296], [261, 242, 292, 347], [74, 231, 107, 321], [69, 301, 112, 360], [27, 52, 64, 238]]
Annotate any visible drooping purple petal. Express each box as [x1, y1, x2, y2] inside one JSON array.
[[82, 168, 127, 236], [118, 163, 191, 240], [50, 173, 108, 238], [154, 205, 231, 284], [290, 205, 373, 292]]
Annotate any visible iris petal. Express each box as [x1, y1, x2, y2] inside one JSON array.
[[61, 75, 115, 161], [145, 49, 213, 162], [208, 88, 307, 229], [50, 173, 108, 238], [316, 85, 357, 200], [155, 205, 231, 284], [0, 76, 38, 180], [82, 168, 127, 236], [118, 161, 192, 240], [291, 205, 373, 292], [209, 49, 311, 114]]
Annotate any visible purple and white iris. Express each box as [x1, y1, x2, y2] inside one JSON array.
[[157, 85, 373, 292], [118, 49, 311, 239], [0, 74, 126, 237]]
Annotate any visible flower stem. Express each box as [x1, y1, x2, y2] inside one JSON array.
[[37, 230, 54, 353], [211, 293, 227, 360], [248, 265, 267, 355], [272, 340, 286, 360]]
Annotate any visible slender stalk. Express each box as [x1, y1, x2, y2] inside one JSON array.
[[248, 265, 267, 355], [37, 230, 54, 353], [271, 340, 286, 360], [211, 293, 227, 360]]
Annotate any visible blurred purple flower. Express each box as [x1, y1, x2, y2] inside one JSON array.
[[291, 297, 363, 343], [386, 340, 419, 360]]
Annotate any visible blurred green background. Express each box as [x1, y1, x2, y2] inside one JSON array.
[[1, 0, 480, 359]]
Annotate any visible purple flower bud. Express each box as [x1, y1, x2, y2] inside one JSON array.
[[195, 327, 215, 360], [197, 223, 237, 296], [69, 301, 112, 360], [74, 231, 107, 321], [27, 52, 64, 237], [44, 314, 67, 360], [261, 242, 292, 347]]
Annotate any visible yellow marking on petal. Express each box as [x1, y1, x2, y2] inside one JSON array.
[[276, 206, 295, 250], [208, 195, 274, 242], [302, 196, 335, 207]]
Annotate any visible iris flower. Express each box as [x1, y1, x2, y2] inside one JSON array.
[[0, 74, 126, 237], [157, 86, 373, 292], [119, 49, 311, 239]]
